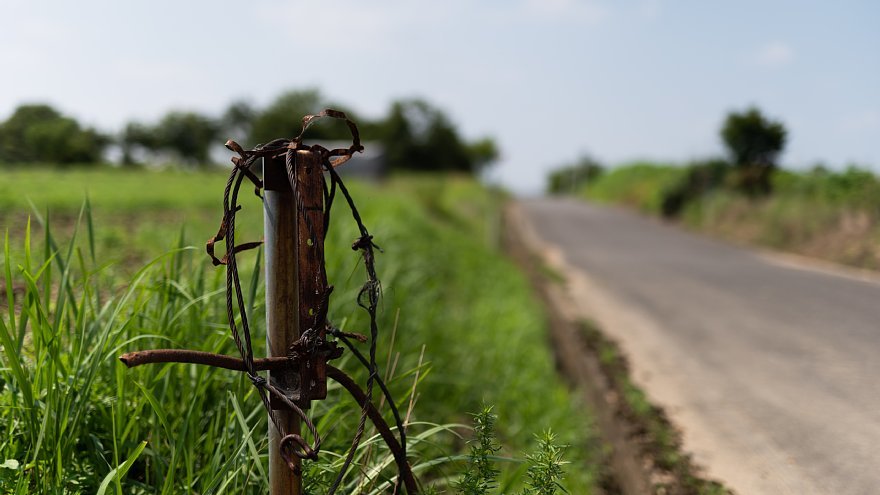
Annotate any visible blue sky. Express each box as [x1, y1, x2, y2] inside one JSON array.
[[2, 0, 878, 193]]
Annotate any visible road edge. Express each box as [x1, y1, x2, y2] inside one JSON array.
[[503, 202, 732, 495]]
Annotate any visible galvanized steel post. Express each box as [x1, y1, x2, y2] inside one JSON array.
[[263, 153, 302, 495]]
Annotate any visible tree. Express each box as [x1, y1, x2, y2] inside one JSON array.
[[153, 111, 219, 165], [721, 107, 787, 195], [467, 137, 500, 171], [378, 98, 493, 173], [249, 89, 349, 145], [546, 155, 603, 194], [221, 99, 256, 142], [119, 121, 160, 165], [0, 104, 107, 165]]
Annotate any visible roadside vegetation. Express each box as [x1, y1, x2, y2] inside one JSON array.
[[547, 106, 880, 269], [0, 168, 599, 493], [681, 167, 880, 268]]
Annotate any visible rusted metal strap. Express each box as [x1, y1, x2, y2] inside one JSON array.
[[205, 210, 263, 267], [287, 109, 365, 168]]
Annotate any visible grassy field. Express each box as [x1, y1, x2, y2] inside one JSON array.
[[0, 167, 600, 493]]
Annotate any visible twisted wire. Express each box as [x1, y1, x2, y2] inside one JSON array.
[[208, 109, 411, 493]]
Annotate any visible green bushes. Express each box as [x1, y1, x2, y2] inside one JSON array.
[[580, 162, 687, 214], [658, 159, 730, 217], [545, 156, 603, 195]]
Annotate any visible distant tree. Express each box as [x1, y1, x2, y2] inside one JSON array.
[[250, 89, 339, 145], [379, 98, 492, 173], [119, 121, 160, 165], [0, 104, 107, 165], [467, 137, 500, 171], [546, 155, 604, 194], [221, 99, 256, 142], [721, 107, 787, 195], [153, 111, 219, 165]]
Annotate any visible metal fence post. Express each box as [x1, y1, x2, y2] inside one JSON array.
[[264, 152, 301, 494]]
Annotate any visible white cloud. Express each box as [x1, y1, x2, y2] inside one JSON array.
[[755, 41, 794, 67]]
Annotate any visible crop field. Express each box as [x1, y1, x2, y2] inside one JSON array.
[[0, 167, 600, 493]]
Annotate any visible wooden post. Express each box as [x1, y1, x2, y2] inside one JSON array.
[[264, 150, 328, 494]]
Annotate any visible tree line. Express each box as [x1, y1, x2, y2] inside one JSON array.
[[547, 106, 787, 209], [0, 89, 498, 173]]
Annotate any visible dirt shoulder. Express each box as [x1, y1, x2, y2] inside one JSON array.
[[503, 203, 731, 495]]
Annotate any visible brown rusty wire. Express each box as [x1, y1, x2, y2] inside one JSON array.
[[118, 349, 418, 493]]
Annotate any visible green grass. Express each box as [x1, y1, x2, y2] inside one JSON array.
[[0, 167, 225, 211], [0, 167, 599, 493], [0, 167, 246, 276]]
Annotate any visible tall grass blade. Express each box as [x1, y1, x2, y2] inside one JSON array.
[[85, 195, 97, 265], [0, 317, 32, 424], [229, 391, 269, 484], [4, 231, 15, 333], [133, 380, 172, 437], [95, 440, 147, 495]]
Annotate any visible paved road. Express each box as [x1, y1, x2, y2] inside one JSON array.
[[519, 198, 880, 495]]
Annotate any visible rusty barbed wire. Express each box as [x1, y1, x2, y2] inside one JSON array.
[[122, 109, 417, 493], [207, 109, 412, 493]]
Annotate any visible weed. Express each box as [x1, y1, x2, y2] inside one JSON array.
[[457, 405, 501, 495], [521, 431, 568, 495]]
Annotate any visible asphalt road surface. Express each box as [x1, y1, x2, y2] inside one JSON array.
[[519, 198, 880, 495]]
